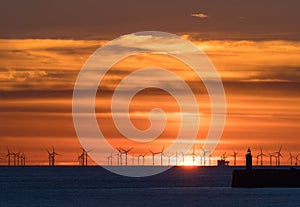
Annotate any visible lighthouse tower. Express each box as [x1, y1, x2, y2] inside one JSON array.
[[246, 148, 252, 170]]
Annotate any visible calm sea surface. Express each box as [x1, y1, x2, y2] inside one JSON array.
[[1, 166, 300, 207]]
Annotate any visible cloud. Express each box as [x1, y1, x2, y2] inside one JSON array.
[[191, 13, 208, 19]]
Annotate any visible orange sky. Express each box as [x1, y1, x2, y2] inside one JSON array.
[[0, 37, 300, 166]]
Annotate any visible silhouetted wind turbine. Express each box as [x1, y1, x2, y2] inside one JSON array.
[[116, 148, 124, 166], [201, 147, 210, 166], [138, 153, 147, 166], [288, 152, 294, 166], [165, 154, 172, 166], [46, 149, 52, 166], [107, 155, 111, 165], [46, 147, 59, 166], [159, 146, 165, 166], [221, 152, 227, 161], [6, 148, 11, 166], [12, 152, 18, 166], [131, 153, 135, 165], [20, 153, 25, 166], [199, 154, 203, 166], [268, 152, 274, 166], [119, 148, 133, 166], [231, 152, 238, 166], [78, 153, 84, 166], [16, 152, 21, 166], [137, 154, 141, 165], [142, 153, 146, 166], [107, 152, 114, 165], [181, 152, 185, 166], [80, 148, 92, 166], [208, 154, 213, 166], [295, 155, 299, 166], [258, 147, 267, 166], [115, 152, 120, 166], [255, 154, 260, 166], [149, 148, 163, 166], [273, 146, 283, 166], [187, 146, 196, 166]]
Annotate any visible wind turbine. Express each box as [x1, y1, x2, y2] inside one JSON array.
[[258, 147, 267, 166], [52, 147, 59, 166], [12, 152, 18, 166], [221, 152, 227, 161], [273, 146, 283, 166], [166, 154, 172, 166], [80, 147, 92, 166], [208, 154, 213, 166], [288, 152, 294, 166], [6, 148, 11, 166], [107, 155, 111, 165], [16, 152, 21, 166], [116, 148, 124, 166], [20, 153, 25, 166], [106, 152, 114, 165], [199, 154, 203, 166], [159, 146, 165, 166], [119, 148, 133, 166], [115, 152, 120, 166], [46, 149, 51, 166], [295, 155, 299, 166], [231, 152, 238, 166], [201, 147, 210, 166], [131, 153, 135, 165], [255, 154, 260, 166], [78, 153, 84, 166], [46, 147, 59, 166], [181, 152, 185, 166], [137, 154, 141, 165], [268, 152, 274, 166], [187, 146, 197, 166], [149, 148, 162, 166], [138, 153, 147, 166]]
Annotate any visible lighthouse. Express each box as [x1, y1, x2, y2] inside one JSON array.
[[245, 148, 252, 170]]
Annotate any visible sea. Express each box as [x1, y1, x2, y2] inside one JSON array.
[[1, 166, 300, 207]]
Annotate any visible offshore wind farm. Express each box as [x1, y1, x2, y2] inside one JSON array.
[[1, 145, 299, 167]]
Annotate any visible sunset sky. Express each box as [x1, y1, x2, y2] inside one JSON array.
[[0, 0, 300, 166]]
